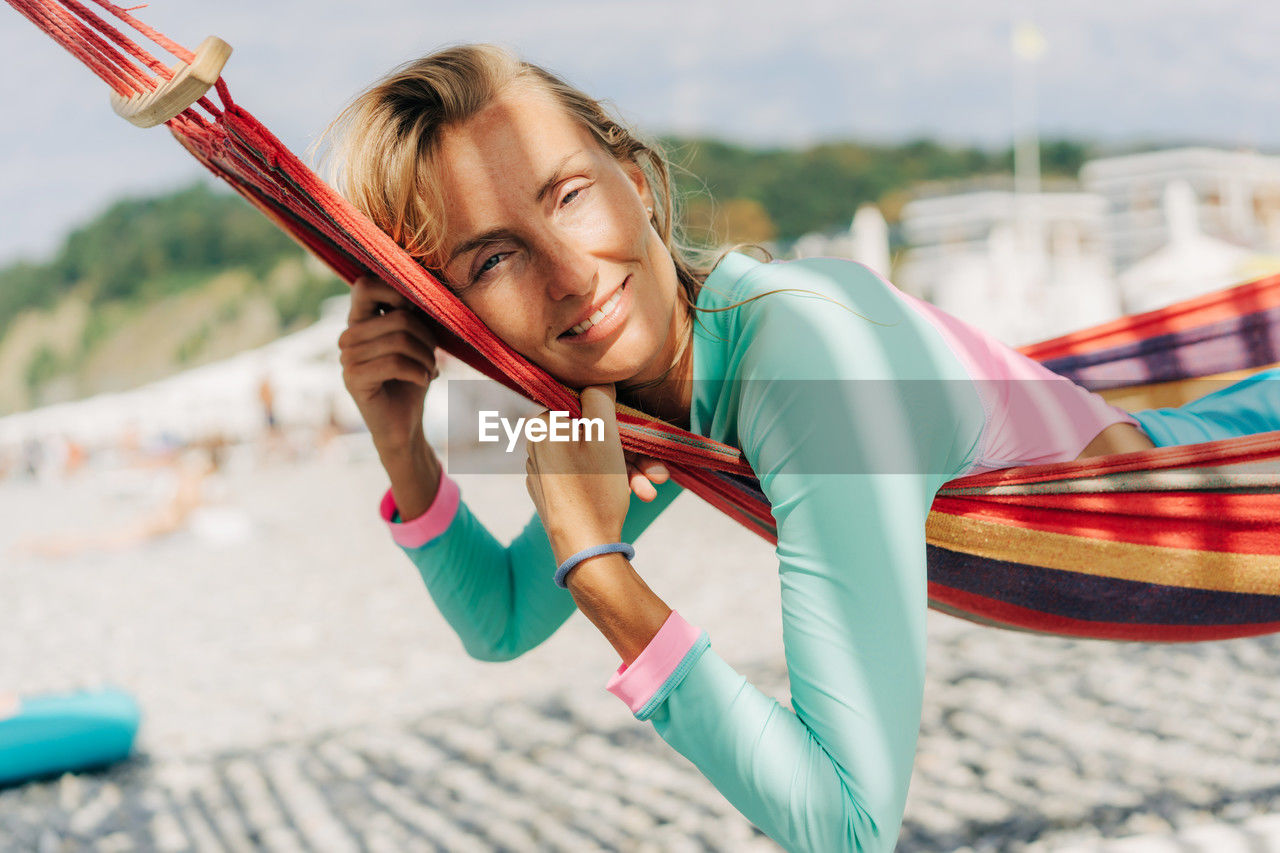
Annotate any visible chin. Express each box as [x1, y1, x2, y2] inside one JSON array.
[[557, 347, 662, 391], [612, 323, 671, 379]]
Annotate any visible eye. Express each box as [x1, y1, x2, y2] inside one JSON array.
[[474, 251, 508, 282], [561, 186, 583, 206]]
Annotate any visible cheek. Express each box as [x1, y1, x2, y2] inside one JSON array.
[[465, 290, 543, 354], [569, 192, 636, 249]]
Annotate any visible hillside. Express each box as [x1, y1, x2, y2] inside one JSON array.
[[0, 136, 1092, 415], [0, 185, 345, 414], [664, 136, 1089, 244]]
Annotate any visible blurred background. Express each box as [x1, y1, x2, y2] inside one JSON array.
[[3, 2, 1280, 851]]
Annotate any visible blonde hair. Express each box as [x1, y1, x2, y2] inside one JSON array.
[[318, 44, 794, 402], [319, 44, 712, 293]]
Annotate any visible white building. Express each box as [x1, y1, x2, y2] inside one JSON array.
[[791, 204, 892, 279], [1117, 180, 1256, 314], [895, 189, 1121, 345], [1082, 147, 1280, 272]]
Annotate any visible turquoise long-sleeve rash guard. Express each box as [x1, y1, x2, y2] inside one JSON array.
[[378, 251, 1134, 851]]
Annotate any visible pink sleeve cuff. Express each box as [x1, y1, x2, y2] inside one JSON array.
[[378, 472, 461, 549], [606, 610, 710, 720]]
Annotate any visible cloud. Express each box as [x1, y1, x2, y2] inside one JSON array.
[[2, 0, 1278, 262]]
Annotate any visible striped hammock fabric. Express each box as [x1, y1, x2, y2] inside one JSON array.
[[11, 0, 1280, 643]]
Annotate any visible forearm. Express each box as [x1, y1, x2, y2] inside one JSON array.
[[382, 464, 574, 661], [590, 473, 929, 853], [382, 472, 686, 661], [377, 429, 441, 523], [563, 553, 672, 666]]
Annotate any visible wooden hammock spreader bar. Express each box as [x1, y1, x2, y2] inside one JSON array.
[[110, 35, 231, 128]]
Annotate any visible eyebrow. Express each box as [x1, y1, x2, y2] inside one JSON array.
[[445, 151, 585, 269]]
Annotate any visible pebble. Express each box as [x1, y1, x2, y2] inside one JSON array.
[[5, 453, 1280, 850]]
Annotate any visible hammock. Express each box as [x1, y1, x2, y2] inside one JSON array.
[[11, 0, 1280, 643]]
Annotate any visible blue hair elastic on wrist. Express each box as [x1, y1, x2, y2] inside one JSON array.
[[554, 542, 635, 588]]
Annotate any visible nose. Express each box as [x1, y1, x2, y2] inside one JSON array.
[[540, 231, 597, 301]]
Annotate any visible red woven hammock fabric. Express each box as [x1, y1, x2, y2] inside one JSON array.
[[6, 0, 771, 522], [12, 0, 1280, 642]]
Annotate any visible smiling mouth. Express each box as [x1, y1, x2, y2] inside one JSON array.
[[559, 280, 627, 339]]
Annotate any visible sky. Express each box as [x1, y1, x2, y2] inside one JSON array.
[[1, 0, 1277, 265]]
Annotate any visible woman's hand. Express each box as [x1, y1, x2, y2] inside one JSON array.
[[339, 274, 441, 454], [624, 451, 670, 502], [525, 385, 668, 561]]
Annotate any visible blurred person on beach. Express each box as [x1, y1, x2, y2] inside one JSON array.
[[325, 46, 1278, 852], [62, 437, 88, 478], [12, 443, 242, 560], [258, 374, 278, 433], [256, 372, 291, 462]]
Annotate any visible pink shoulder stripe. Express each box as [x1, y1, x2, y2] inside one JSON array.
[[606, 610, 703, 715], [895, 289, 1139, 475], [378, 472, 461, 549]]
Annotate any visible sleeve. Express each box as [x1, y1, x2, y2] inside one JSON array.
[[601, 259, 982, 852], [379, 471, 684, 662]]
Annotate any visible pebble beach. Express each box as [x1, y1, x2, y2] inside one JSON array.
[[3, 434, 1280, 852]]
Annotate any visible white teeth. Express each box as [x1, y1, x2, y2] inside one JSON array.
[[567, 286, 623, 336]]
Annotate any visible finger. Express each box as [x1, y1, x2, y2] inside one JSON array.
[[627, 463, 657, 502], [343, 346, 434, 384], [340, 331, 438, 375], [344, 355, 430, 393], [350, 273, 413, 322], [579, 385, 619, 438], [340, 310, 440, 354], [623, 452, 670, 485], [352, 273, 410, 308], [634, 455, 670, 483], [341, 327, 437, 365]]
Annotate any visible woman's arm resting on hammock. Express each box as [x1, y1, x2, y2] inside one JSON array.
[[548, 448, 942, 852], [380, 448, 684, 663], [637, 472, 935, 853], [551, 259, 983, 851], [568, 410, 944, 852]]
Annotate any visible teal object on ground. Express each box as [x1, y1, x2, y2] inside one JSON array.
[[0, 688, 141, 786]]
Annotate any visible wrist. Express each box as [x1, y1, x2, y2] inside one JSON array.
[[373, 424, 429, 462], [550, 530, 624, 566], [381, 437, 442, 523], [378, 428, 433, 474], [564, 551, 634, 596], [554, 542, 634, 589], [563, 556, 672, 665]]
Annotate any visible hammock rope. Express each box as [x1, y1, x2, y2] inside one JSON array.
[[11, 0, 1280, 642]]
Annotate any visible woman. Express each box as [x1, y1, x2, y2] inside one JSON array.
[[327, 45, 1272, 851]]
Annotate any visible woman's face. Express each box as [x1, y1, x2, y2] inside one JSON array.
[[434, 82, 683, 390]]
